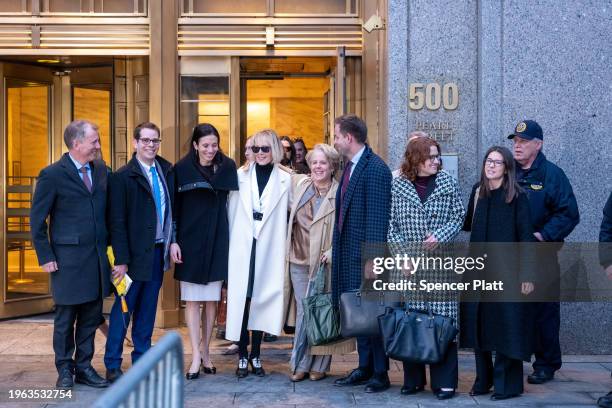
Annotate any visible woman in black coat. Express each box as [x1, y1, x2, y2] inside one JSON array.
[[462, 146, 536, 401], [170, 123, 238, 379]]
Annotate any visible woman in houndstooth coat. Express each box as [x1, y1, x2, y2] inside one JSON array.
[[387, 136, 465, 400]]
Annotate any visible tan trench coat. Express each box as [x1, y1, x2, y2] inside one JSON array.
[[282, 176, 338, 330]]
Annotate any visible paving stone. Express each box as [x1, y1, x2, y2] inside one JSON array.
[[234, 391, 354, 406], [182, 392, 235, 407]]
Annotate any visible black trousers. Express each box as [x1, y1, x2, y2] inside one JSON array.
[[238, 299, 263, 359], [53, 296, 102, 373], [402, 342, 458, 390], [357, 335, 389, 377], [533, 301, 562, 373], [474, 350, 524, 396]]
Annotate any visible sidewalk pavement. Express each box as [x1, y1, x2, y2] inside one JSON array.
[[0, 314, 610, 407]]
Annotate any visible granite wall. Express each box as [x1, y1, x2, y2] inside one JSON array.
[[387, 0, 612, 354]]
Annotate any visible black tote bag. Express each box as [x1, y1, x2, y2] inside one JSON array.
[[339, 290, 400, 338], [378, 303, 458, 364]]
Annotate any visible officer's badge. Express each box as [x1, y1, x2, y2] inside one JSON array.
[[516, 122, 527, 133], [530, 184, 543, 190]]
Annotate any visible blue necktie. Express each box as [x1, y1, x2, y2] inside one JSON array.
[[150, 166, 163, 224]]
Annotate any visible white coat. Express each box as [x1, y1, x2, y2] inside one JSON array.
[[225, 163, 291, 341]]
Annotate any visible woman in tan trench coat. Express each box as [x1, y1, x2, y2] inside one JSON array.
[[283, 143, 340, 382]]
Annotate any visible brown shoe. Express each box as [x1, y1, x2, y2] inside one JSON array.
[[290, 372, 308, 382], [309, 371, 326, 381]]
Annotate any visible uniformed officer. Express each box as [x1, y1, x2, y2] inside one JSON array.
[[508, 120, 580, 384]]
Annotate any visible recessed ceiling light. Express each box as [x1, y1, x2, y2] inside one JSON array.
[[37, 59, 60, 64]]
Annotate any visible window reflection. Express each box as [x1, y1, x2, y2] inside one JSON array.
[[73, 87, 112, 164], [5, 81, 51, 300], [180, 76, 230, 157]]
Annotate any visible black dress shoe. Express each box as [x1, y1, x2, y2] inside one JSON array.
[[436, 389, 456, 400], [334, 368, 371, 386], [491, 393, 520, 400], [56, 368, 74, 389], [364, 376, 390, 393], [202, 366, 216, 374], [200, 358, 216, 374], [236, 357, 249, 378], [400, 385, 424, 395], [597, 391, 612, 408], [249, 357, 265, 377], [106, 368, 123, 383], [527, 370, 554, 384], [263, 333, 278, 342], [75, 366, 110, 388], [185, 369, 200, 380]]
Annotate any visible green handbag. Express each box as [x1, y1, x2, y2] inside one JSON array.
[[302, 262, 341, 346]]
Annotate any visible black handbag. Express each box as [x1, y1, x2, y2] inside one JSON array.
[[339, 290, 400, 338], [378, 303, 458, 364], [302, 263, 340, 346]]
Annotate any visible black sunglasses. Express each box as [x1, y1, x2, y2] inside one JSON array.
[[251, 146, 271, 153]]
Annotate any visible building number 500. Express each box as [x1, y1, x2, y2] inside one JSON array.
[[409, 83, 459, 110]]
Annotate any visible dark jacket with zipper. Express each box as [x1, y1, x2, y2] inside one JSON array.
[[108, 154, 173, 282], [172, 150, 238, 285], [600, 192, 612, 268], [515, 152, 579, 242]]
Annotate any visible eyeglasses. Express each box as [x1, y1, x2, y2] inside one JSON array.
[[485, 158, 505, 167], [427, 154, 441, 162], [251, 146, 271, 153], [139, 138, 162, 146]]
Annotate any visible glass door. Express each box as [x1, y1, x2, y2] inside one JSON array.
[[1, 64, 55, 318]]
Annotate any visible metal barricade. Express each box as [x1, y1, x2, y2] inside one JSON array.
[[94, 331, 184, 408]]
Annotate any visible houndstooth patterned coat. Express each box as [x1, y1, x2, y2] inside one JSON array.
[[387, 170, 465, 324]]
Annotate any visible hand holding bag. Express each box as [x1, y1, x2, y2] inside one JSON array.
[[378, 303, 458, 364], [340, 290, 400, 338], [302, 263, 340, 346]]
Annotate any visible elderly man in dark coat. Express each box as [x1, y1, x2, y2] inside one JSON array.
[[331, 114, 392, 393], [508, 120, 579, 384], [30, 120, 111, 390]]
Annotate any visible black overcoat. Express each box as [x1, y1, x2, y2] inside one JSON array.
[[461, 184, 537, 361], [108, 155, 173, 281], [172, 150, 238, 284], [30, 153, 111, 305]]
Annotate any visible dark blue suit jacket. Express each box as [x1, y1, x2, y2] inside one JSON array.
[[30, 153, 111, 305], [331, 145, 392, 304]]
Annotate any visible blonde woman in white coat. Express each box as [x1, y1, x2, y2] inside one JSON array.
[[226, 129, 292, 378]]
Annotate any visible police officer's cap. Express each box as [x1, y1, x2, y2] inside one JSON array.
[[508, 120, 543, 141]]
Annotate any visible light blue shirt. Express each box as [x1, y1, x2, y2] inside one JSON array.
[[68, 153, 91, 181], [136, 158, 167, 223], [349, 145, 366, 179]]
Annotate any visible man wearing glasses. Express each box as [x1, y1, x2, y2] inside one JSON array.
[[104, 122, 173, 382], [508, 120, 579, 385]]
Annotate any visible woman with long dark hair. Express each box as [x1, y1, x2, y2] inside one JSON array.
[[171, 123, 238, 380], [462, 146, 536, 400], [388, 136, 464, 400], [279, 135, 296, 168]]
